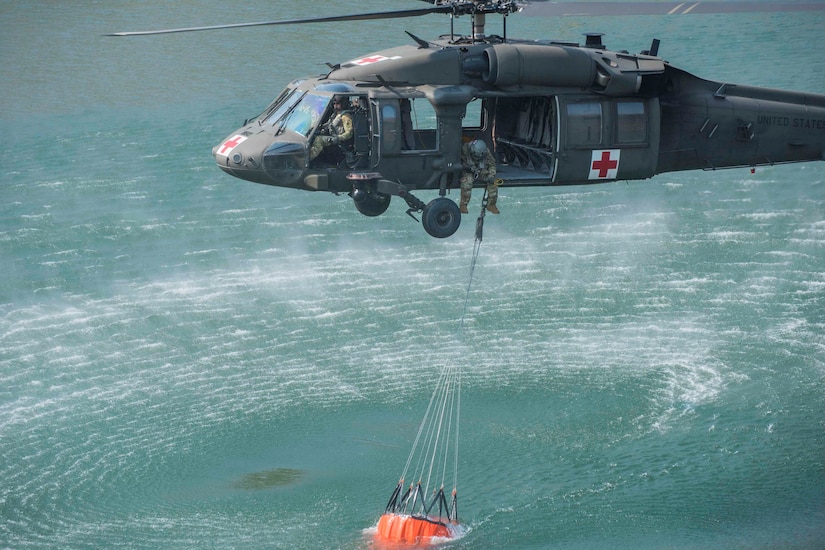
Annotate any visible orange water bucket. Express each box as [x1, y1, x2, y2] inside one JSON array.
[[375, 513, 453, 545]]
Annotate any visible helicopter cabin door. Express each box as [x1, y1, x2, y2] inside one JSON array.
[[492, 96, 557, 181], [554, 97, 660, 184]]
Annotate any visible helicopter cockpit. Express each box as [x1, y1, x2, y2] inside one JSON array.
[[213, 81, 369, 188]]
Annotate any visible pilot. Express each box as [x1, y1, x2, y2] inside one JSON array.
[[460, 139, 499, 214], [309, 95, 354, 163]]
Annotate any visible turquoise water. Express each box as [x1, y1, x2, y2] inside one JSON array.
[[2, 1, 824, 548]]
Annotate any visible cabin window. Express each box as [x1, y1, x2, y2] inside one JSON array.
[[566, 102, 602, 146], [402, 98, 438, 151], [462, 99, 483, 130], [616, 101, 647, 144], [381, 104, 400, 152]]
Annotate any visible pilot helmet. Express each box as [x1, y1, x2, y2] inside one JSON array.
[[332, 95, 350, 109], [469, 139, 487, 159]]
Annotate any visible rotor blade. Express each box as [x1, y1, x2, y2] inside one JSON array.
[[523, 1, 825, 17], [107, 6, 452, 36]]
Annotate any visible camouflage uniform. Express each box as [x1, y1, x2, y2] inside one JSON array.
[[309, 108, 353, 161], [460, 140, 499, 214]]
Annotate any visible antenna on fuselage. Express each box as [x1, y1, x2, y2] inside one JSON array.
[[450, 12, 455, 41], [406, 30, 431, 49]]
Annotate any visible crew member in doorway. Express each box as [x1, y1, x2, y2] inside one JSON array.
[[460, 139, 499, 214], [310, 95, 354, 162]]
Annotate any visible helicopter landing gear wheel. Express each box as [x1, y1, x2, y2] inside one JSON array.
[[422, 197, 461, 239], [352, 188, 391, 217]]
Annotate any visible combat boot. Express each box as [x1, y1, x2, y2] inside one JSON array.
[[460, 203, 469, 214], [486, 202, 500, 214]]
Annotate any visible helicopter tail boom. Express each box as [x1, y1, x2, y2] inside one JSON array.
[[657, 66, 825, 173]]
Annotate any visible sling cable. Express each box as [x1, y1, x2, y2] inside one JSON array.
[[375, 193, 489, 545], [375, 363, 461, 544]]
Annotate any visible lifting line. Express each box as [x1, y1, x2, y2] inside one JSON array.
[[377, 191, 490, 543], [459, 187, 489, 333]]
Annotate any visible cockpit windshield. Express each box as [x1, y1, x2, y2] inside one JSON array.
[[277, 92, 331, 137], [264, 89, 302, 126]]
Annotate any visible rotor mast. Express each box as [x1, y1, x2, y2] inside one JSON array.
[[465, 0, 518, 42], [472, 1, 487, 41]]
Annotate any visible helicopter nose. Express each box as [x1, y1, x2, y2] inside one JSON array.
[[262, 141, 306, 187], [214, 134, 256, 168], [214, 132, 278, 185]]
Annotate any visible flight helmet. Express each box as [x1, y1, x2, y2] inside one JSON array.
[[469, 139, 487, 159]]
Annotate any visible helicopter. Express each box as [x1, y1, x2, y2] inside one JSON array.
[[112, 1, 825, 239]]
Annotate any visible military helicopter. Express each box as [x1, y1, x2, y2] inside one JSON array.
[[112, 1, 825, 238]]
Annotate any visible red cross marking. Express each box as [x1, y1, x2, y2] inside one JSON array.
[[218, 135, 246, 156], [359, 56, 384, 64], [592, 151, 618, 178]]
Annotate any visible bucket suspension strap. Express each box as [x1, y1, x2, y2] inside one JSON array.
[[384, 480, 404, 513], [425, 486, 458, 522]]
